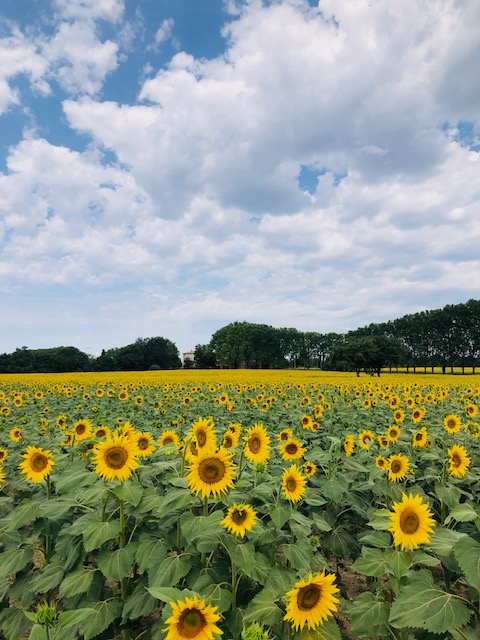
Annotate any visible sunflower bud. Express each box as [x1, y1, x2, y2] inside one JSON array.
[[34, 601, 57, 625], [241, 623, 273, 640]]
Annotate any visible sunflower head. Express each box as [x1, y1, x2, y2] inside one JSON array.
[[279, 438, 306, 461], [444, 414, 461, 434], [447, 444, 471, 478], [92, 434, 139, 482], [281, 464, 307, 504], [358, 430, 375, 449], [221, 503, 257, 537], [163, 594, 222, 640], [187, 448, 236, 499], [343, 434, 355, 456], [387, 453, 410, 483], [190, 417, 217, 453], [389, 492, 436, 550], [243, 423, 271, 464], [19, 446, 54, 483], [284, 571, 340, 631]]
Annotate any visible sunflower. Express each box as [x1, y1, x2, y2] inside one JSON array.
[[466, 403, 478, 418], [158, 430, 181, 453], [387, 425, 401, 443], [393, 409, 405, 423], [187, 448, 236, 499], [278, 428, 294, 442], [375, 455, 388, 470], [282, 464, 307, 504], [118, 389, 129, 401], [222, 430, 239, 449], [0, 447, 8, 463], [94, 426, 110, 439], [300, 414, 314, 431], [135, 431, 156, 457], [447, 444, 471, 478], [19, 446, 54, 483], [283, 571, 340, 631], [163, 594, 222, 640], [72, 419, 92, 442], [358, 430, 375, 449], [0, 467, 5, 486], [411, 407, 424, 423], [389, 492, 436, 550], [221, 503, 257, 537], [444, 414, 461, 434], [9, 427, 22, 442], [378, 435, 389, 448], [243, 423, 271, 464], [387, 453, 410, 483], [56, 415, 68, 430], [412, 427, 428, 448], [228, 423, 242, 437], [190, 417, 217, 453], [303, 461, 317, 477], [343, 434, 355, 456], [92, 434, 139, 482], [279, 438, 307, 461]]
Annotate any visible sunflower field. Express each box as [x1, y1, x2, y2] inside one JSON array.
[[0, 370, 479, 640]]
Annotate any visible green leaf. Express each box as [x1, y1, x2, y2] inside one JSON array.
[[0, 607, 31, 640], [202, 583, 232, 614], [0, 546, 33, 580], [55, 461, 97, 493], [30, 559, 65, 594], [367, 509, 391, 531], [81, 598, 122, 640], [411, 550, 440, 567], [243, 586, 283, 626], [298, 617, 342, 640], [311, 512, 332, 532], [135, 537, 169, 574], [351, 547, 391, 578], [319, 475, 349, 502], [59, 566, 97, 598], [0, 499, 39, 532], [147, 586, 184, 603], [454, 535, 480, 590], [385, 548, 412, 579], [303, 489, 327, 507], [57, 608, 96, 629], [444, 503, 478, 525], [265, 565, 296, 598], [358, 531, 391, 548], [426, 526, 465, 556], [113, 482, 144, 507], [280, 543, 312, 571], [38, 498, 77, 520], [389, 570, 471, 634], [249, 552, 271, 583], [148, 554, 191, 588], [232, 542, 256, 576], [349, 592, 390, 637], [123, 580, 158, 621], [269, 505, 291, 529], [82, 518, 122, 552], [97, 543, 137, 581], [434, 483, 461, 510], [28, 624, 47, 640]]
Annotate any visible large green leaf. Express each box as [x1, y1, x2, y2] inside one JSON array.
[[384, 548, 412, 579], [389, 570, 471, 634], [38, 498, 78, 521], [55, 461, 97, 493], [351, 547, 391, 578], [349, 592, 390, 637], [96, 543, 137, 581], [148, 554, 191, 588], [82, 518, 122, 552], [297, 617, 342, 640], [202, 583, 232, 614], [425, 526, 465, 557], [59, 566, 97, 598], [243, 586, 283, 626], [122, 579, 158, 621], [444, 503, 479, 525], [434, 484, 461, 510], [146, 586, 184, 603], [0, 607, 31, 640], [265, 565, 296, 598], [0, 499, 40, 532], [0, 546, 33, 581], [453, 535, 480, 590], [81, 598, 122, 640], [135, 537, 169, 574], [269, 505, 291, 529], [30, 559, 65, 594], [280, 543, 312, 571], [57, 608, 96, 630], [113, 482, 144, 507]]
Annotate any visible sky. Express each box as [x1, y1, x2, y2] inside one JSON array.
[[1, 0, 479, 358]]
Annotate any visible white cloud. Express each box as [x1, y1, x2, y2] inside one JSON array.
[[1, 0, 479, 354]]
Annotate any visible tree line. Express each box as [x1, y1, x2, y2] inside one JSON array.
[[0, 337, 181, 373], [194, 299, 480, 374], [1, 299, 479, 374]]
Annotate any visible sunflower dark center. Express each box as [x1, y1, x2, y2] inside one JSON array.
[[447, 419, 456, 428], [248, 436, 261, 453], [286, 477, 297, 491], [224, 436, 233, 448], [232, 509, 247, 524], [390, 460, 402, 473], [105, 446, 128, 469], [31, 453, 48, 472], [451, 454, 461, 468], [280, 432, 289, 440], [196, 430, 207, 446], [137, 438, 149, 450], [286, 443, 298, 454], [178, 608, 206, 638], [163, 436, 174, 445], [399, 508, 419, 534], [415, 432, 423, 441], [75, 424, 86, 435], [297, 584, 321, 611], [198, 458, 225, 484]]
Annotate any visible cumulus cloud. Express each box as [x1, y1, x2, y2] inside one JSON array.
[[0, 0, 479, 353]]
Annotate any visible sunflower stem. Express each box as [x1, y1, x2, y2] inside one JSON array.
[[231, 559, 238, 613], [44, 475, 52, 564], [236, 449, 245, 481]]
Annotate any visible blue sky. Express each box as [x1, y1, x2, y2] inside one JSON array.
[[1, 0, 479, 358]]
